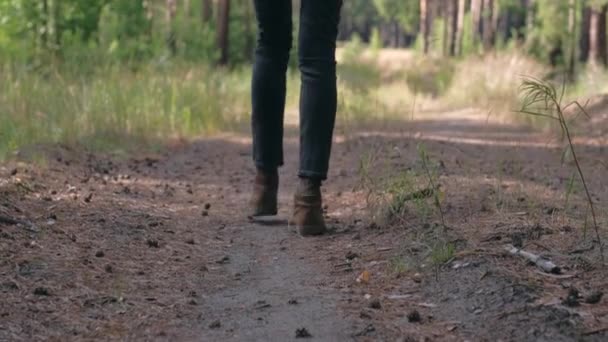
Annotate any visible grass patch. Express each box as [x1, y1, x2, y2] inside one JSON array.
[[430, 242, 455, 267], [358, 144, 445, 227], [0, 62, 252, 159], [389, 256, 411, 276], [444, 53, 549, 117], [338, 48, 555, 126], [3, 48, 601, 160], [403, 57, 455, 97]]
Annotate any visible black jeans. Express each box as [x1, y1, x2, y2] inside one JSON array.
[[251, 0, 342, 181]]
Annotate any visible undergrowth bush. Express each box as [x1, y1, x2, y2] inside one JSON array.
[[444, 53, 549, 117], [403, 57, 454, 97]]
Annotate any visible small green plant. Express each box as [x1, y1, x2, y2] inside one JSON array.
[[563, 171, 577, 213], [358, 143, 447, 229], [389, 256, 410, 276], [418, 144, 446, 228], [341, 34, 365, 64], [496, 160, 505, 210], [383, 169, 442, 226], [430, 242, 455, 267], [518, 77, 604, 261], [370, 28, 383, 53]]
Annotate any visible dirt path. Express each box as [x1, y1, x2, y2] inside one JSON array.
[[1, 109, 607, 341], [200, 223, 353, 341]]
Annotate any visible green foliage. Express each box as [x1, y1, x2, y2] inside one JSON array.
[[372, 0, 419, 33], [404, 57, 455, 97], [341, 34, 365, 63], [460, 12, 482, 56], [370, 27, 383, 51], [0, 0, 254, 64], [525, 0, 569, 64], [430, 242, 455, 266], [100, 0, 154, 61], [342, 0, 381, 37], [0, 0, 603, 68]]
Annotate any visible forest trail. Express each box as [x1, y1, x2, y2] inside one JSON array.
[[1, 108, 607, 341], [198, 223, 352, 341]]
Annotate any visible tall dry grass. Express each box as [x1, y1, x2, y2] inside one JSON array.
[[0, 63, 254, 159]]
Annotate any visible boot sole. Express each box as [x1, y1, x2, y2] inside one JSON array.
[[250, 198, 278, 217], [250, 208, 278, 217], [297, 225, 327, 236]]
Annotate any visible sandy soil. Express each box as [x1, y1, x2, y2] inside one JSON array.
[[1, 109, 607, 341]]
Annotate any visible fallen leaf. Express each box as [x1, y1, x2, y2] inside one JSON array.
[[356, 270, 370, 283]]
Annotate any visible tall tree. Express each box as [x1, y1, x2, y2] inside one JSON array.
[[373, 0, 419, 47], [340, 0, 380, 42], [217, 0, 230, 65], [455, 0, 466, 55], [443, 2, 449, 55], [471, 0, 483, 46], [568, 0, 578, 79], [589, 3, 608, 66], [580, 4, 591, 62], [447, 0, 458, 56], [244, 0, 254, 59], [420, 0, 431, 53], [525, 0, 535, 45], [166, 0, 177, 55], [184, 0, 192, 17], [491, 0, 500, 42], [482, 0, 495, 50], [202, 0, 213, 24], [41, 0, 49, 48], [52, 0, 62, 49]]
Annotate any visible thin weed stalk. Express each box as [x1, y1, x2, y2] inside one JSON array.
[[517, 77, 604, 262], [418, 144, 446, 228]]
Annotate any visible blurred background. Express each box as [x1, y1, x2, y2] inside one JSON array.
[[0, 0, 606, 158]]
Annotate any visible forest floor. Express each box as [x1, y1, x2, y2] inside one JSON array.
[[1, 107, 608, 341]]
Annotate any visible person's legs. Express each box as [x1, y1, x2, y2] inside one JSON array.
[[298, 0, 342, 180], [292, 0, 342, 235], [251, 0, 292, 172], [250, 0, 292, 216]]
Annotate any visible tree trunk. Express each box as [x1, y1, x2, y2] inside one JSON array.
[[443, 1, 449, 56], [589, 5, 607, 66], [394, 20, 400, 48], [41, 0, 49, 48], [420, 0, 430, 54], [482, 0, 495, 50], [568, 0, 578, 80], [448, 0, 458, 56], [166, 0, 177, 55], [599, 5, 607, 65], [244, 0, 254, 60], [52, 0, 62, 48], [580, 5, 591, 62], [456, 0, 466, 55], [524, 0, 535, 45], [217, 0, 230, 65], [499, 5, 511, 41], [184, 0, 191, 17], [202, 0, 213, 24], [491, 0, 500, 42], [471, 0, 483, 46]]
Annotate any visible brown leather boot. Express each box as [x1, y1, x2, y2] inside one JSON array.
[[250, 169, 278, 217], [292, 178, 326, 236]]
